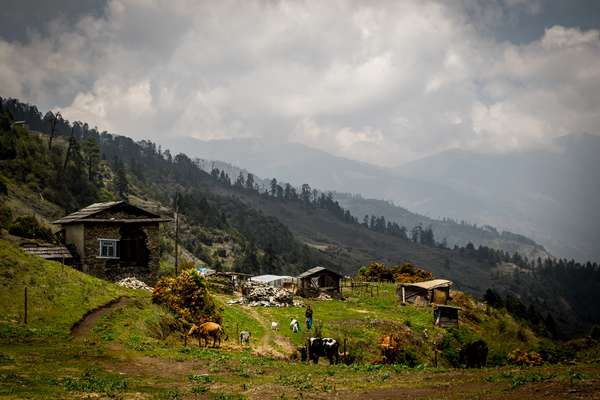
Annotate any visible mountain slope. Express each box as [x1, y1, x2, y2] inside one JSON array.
[[166, 137, 550, 259], [3, 97, 599, 337], [166, 135, 599, 262], [397, 133, 600, 262]]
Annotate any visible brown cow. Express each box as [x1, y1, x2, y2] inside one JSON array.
[[187, 322, 228, 348], [379, 334, 401, 363]]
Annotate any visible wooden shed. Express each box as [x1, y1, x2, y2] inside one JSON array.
[[397, 279, 453, 306], [297, 266, 342, 298], [21, 244, 74, 265], [433, 304, 461, 327]]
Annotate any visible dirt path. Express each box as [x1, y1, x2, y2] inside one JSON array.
[[71, 297, 133, 338], [243, 306, 295, 358]]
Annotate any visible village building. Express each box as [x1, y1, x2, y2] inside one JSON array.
[[297, 266, 343, 297], [21, 243, 74, 265], [250, 274, 298, 291], [397, 279, 452, 306], [52, 201, 170, 283], [433, 304, 461, 327]]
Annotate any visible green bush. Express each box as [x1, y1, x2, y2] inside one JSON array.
[[8, 215, 54, 241], [152, 269, 221, 325], [536, 340, 576, 364]]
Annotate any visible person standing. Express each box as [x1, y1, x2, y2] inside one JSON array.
[[305, 305, 313, 330]]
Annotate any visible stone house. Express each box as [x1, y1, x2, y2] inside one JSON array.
[[53, 201, 170, 283]]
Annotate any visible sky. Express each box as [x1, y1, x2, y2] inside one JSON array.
[[1, 0, 599, 166]]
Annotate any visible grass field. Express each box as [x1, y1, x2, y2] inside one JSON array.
[[1, 240, 599, 399]]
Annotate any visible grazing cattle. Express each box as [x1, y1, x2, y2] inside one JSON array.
[[271, 321, 279, 331], [308, 337, 339, 365], [290, 318, 300, 333], [187, 322, 228, 348], [290, 346, 308, 362], [379, 334, 401, 364], [239, 330, 251, 346], [459, 340, 488, 368]]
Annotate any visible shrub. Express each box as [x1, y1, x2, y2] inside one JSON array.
[[8, 215, 54, 241], [356, 261, 432, 283], [536, 341, 576, 364], [152, 269, 221, 325], [507, 348, 543, 366]]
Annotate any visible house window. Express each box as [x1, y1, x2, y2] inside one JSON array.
[[98, 239, 119, 258]]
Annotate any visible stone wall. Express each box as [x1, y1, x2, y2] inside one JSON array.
[[82, 222, 160, 284]]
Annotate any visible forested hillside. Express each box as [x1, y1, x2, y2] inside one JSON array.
[[193, 159, 550, 260], [1, 97, 599, 337]]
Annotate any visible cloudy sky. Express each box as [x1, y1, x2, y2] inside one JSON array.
[[1, 0, 599, 166]]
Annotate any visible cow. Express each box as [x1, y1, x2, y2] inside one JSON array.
[[308, 337, 339, 365], [187, 322, 228, 348], [239, 330, 251, 346], [459, 339, 488, 368], [290, 318, 300, 333], [271, 321, 279, 331], [379, 334, 401, 364]]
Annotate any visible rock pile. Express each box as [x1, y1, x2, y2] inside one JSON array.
[[116, 277, 152, 291], [226, 281, 302, 307]]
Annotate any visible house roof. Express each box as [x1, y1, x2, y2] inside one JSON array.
[[400, 279, 453, 290], [251, 274, 294, 283], [53, 201, 170, 225], [21, 245, 73, 259], [433, 304, 462, 310], [297, 266, 343, 279]]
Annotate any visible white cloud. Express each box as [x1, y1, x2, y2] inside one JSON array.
[[0, 0, 599, 165]]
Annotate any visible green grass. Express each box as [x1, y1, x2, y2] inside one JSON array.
[[0, 240, 135, 337], [1, 243, 598, 398]]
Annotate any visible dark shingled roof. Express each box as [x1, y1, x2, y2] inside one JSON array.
[[297, 266, 343, 279], [21, 245, 73, 259], [53, 201, 169, 225]]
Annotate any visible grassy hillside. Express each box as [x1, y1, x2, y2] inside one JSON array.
[[1, 249, 599, 399], [0, 240, 133, 336]]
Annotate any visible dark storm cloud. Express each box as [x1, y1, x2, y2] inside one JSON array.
[[0, 0, 599, 165]]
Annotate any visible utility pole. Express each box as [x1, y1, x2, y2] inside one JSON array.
[[174, 192, 179, 276]]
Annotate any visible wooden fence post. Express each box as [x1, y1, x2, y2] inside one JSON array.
[[23, 286, 28, 324]]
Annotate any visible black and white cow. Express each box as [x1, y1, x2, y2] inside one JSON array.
[[308, 337, 339, 365]]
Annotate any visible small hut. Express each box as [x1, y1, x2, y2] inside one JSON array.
[[433, 304, 461, 327], [297, 266, 342, 297], [21, 244, 74, 265], [397, 279, 452, 306], [250, 275, 297, 290]]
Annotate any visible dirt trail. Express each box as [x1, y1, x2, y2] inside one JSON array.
[[71, 297, 133, 338], [243, 306, 295, 358]]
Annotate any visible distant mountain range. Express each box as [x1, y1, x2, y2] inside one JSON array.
[[164, 133, 600, 262]]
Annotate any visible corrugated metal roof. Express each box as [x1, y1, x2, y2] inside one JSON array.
[[297, 266, 343, 279], [401, 279, 452, 290], [52, 201, 166, 224], [21, 246, 73, 259], [251, 274, 294, 283]]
